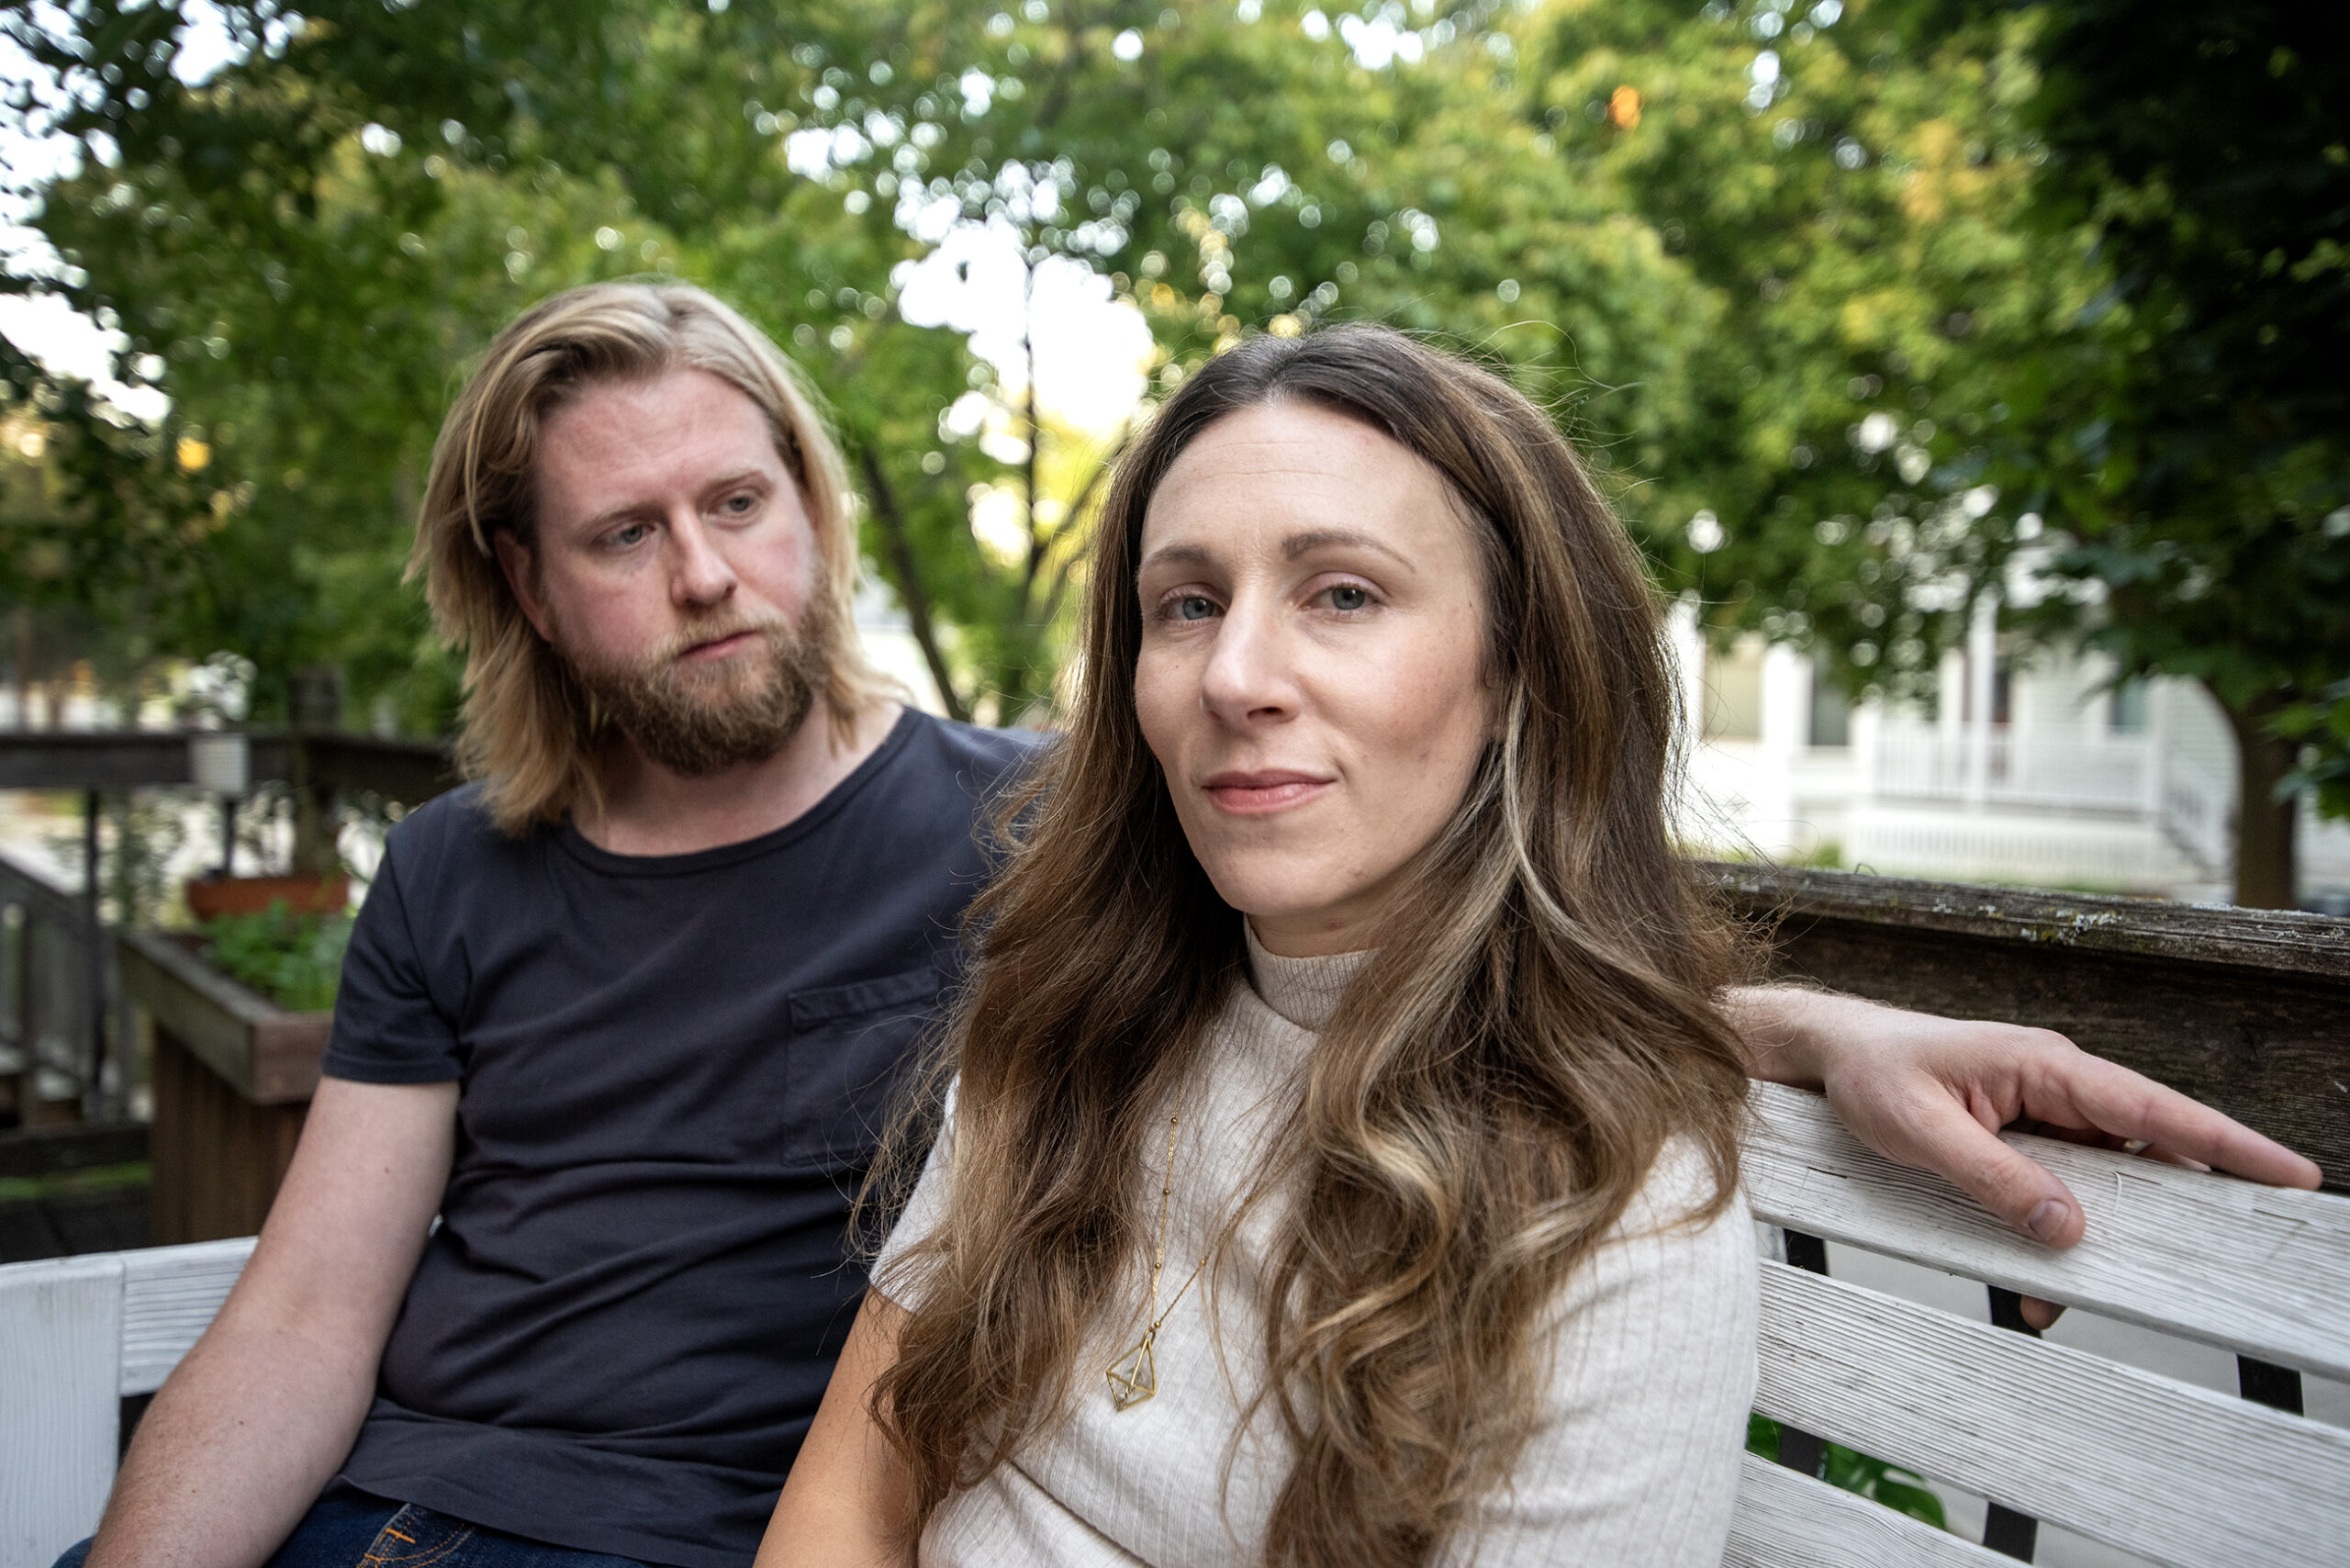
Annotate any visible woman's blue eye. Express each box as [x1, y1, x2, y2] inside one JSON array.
[[1326, 585, 1369, 611], [1175, 595, 1217, 621]]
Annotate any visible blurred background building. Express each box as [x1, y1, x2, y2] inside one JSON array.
[[1676, 602, 2350, 905]]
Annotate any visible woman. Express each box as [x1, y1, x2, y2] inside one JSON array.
[[768, 323, 1750, 1567], [755, 326, 2291, 1567]]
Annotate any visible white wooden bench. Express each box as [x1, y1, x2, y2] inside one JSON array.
[[0, 1235, 254, 1568], [3, 1084, 2344, 1568], [1731, 1082, 2350, 1567]]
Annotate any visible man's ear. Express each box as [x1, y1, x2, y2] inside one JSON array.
[[492, 531, 554, 643]]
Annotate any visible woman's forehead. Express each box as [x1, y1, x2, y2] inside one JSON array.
[[1141, 403, 1451, 552]]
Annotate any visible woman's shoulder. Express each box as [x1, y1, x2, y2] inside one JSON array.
[[1616, 1134, 1745, 1242], [1514, 1135, 1758, 1448], [1556, 1135, 1755, 1322]]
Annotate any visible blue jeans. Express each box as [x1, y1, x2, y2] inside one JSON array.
[[54, 1483, 655, 1568]]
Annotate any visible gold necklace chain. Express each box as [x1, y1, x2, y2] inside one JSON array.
[[1104, 1081, 1213, 1413]]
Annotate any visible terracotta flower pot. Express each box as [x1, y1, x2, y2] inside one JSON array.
[[184, 874, 351, 922]]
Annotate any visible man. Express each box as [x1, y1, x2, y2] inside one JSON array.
[[73, 283, 2321, 1568]]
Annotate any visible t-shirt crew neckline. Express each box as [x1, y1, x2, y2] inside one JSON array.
[[554, 705, 921, 878]]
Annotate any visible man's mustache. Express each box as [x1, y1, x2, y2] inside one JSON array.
[[653, 616, 793, 666]]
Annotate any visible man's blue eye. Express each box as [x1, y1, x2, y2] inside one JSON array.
[[1328, 585, 1369, 610], [1176, 595, 1217, 621]]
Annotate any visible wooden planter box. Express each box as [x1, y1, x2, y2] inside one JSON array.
[[115, 928, 330, 1245]]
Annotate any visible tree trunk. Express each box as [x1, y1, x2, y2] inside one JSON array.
[[2212, 686, 2299, 910], [288, 666, 343, 879], [855, 446, 969, 724], [10, 607, 29, 725]]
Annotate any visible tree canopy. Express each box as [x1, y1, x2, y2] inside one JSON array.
[[1889, 0, 2350, 902], [3, 0, 2342, 895]]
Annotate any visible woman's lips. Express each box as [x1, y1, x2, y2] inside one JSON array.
[[1200, 770, 1333, 815]]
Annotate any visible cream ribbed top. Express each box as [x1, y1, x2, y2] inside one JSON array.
[[872, 933, 1757, 1568]]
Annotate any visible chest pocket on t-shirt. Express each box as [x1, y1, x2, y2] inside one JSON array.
[[770, 965, 946, 1171]]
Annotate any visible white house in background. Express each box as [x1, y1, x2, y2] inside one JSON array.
[[1669, 600, 2350, 905]]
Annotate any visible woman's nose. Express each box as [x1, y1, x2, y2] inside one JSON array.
[[1199, 598, 1298, 725]]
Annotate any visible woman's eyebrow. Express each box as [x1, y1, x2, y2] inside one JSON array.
[[1281, 527, 1412, 567], [1137, 542, 1213, 575]]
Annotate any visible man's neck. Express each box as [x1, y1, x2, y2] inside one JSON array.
[[576, 700, 903, 857]]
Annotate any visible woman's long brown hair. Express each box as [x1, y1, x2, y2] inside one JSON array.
[[871, 324, 1752, 1568]]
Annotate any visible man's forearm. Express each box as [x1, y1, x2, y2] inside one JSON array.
[[85, 1307, 380, 1568], [1720, 982, 1862, 1091], [86, 1075, 458, 1568]]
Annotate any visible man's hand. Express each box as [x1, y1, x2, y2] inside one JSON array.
[[1725, 987, 2323, 1327]]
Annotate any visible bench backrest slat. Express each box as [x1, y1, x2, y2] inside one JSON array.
[[1726, 1451, 2008, 1567], [118, 1238, 256, 1396], [1746, 1081, 2350, 1380], [0, 1255, 125, 1568], [1757, 1259, 2350, 1568]]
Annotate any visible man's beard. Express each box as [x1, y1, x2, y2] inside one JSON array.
[[557, 596, 834, 777]]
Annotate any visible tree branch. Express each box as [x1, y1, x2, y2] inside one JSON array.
[[1026, 434, 1125, 625], [1022, 283, 1046, 604], [856, 443, 970, 723]]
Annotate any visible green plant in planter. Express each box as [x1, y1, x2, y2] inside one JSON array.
[[1747, 1414, 1948, 1530], [199, 901, 354, 1014]]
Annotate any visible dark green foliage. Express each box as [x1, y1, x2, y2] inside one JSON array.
[[1886, 0, 2350, 896], [2020, 2, 2350, 848], [2278, 678, 2350, 821], [0, 1162, 152, 1204], [1521, 0, 2081, 701], [5, 0, 2339, 889], [1747, 1412, 1950, 1529], [199, 901, 352, 1013]]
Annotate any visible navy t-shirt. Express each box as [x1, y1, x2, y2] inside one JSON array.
[[320, 711, 1038, 1568]]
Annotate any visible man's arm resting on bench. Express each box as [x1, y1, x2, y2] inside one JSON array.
[[85, 1074, 459, 1568], [1725, 985, 2321, 1248]]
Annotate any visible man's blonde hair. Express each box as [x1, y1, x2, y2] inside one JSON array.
[[410, 281, 896, 835]]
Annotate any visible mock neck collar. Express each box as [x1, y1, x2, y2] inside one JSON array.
[[1243, 922, 1373, 1033]]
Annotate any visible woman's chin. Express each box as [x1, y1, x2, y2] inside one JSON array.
[[1201, 845, 1402, 942], [1210, 870, 1348, 926], [1225, 890, 1387, 957]]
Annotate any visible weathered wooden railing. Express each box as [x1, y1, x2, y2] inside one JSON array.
[[0, 726, 453, 1136], [0, 852, 103, 1126], [1707, 864, 2350, 1183], [116, 925, 328, 1246], [0, 728, 454, 801]]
